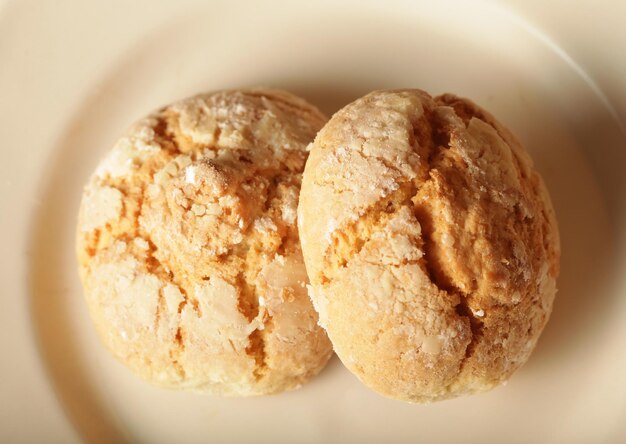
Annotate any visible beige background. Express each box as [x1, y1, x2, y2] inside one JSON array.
[[1, 0, 625, 442]]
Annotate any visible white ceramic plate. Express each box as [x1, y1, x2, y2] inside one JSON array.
[[2, 0, 625, 442]]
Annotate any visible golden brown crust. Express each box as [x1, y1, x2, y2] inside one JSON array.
[[298, 89, 560, 402], [76, 89, 332, 395]]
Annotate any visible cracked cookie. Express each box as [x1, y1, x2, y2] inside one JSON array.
[[76, 89, 333, 395], [298, 89, 560, 402]]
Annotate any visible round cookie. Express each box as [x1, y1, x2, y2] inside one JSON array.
[[77, 89, 333, 395], [298, 89, 560, 402]]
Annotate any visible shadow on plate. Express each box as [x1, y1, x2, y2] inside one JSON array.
[[519, 89, 626, 378]]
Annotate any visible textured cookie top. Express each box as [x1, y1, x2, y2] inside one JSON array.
[[298, 89, 560, 402], [77, 89, 331, 395]]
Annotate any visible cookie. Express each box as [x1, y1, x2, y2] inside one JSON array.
[[298, 89, 560, 402], [77, 89, 333, 395]]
